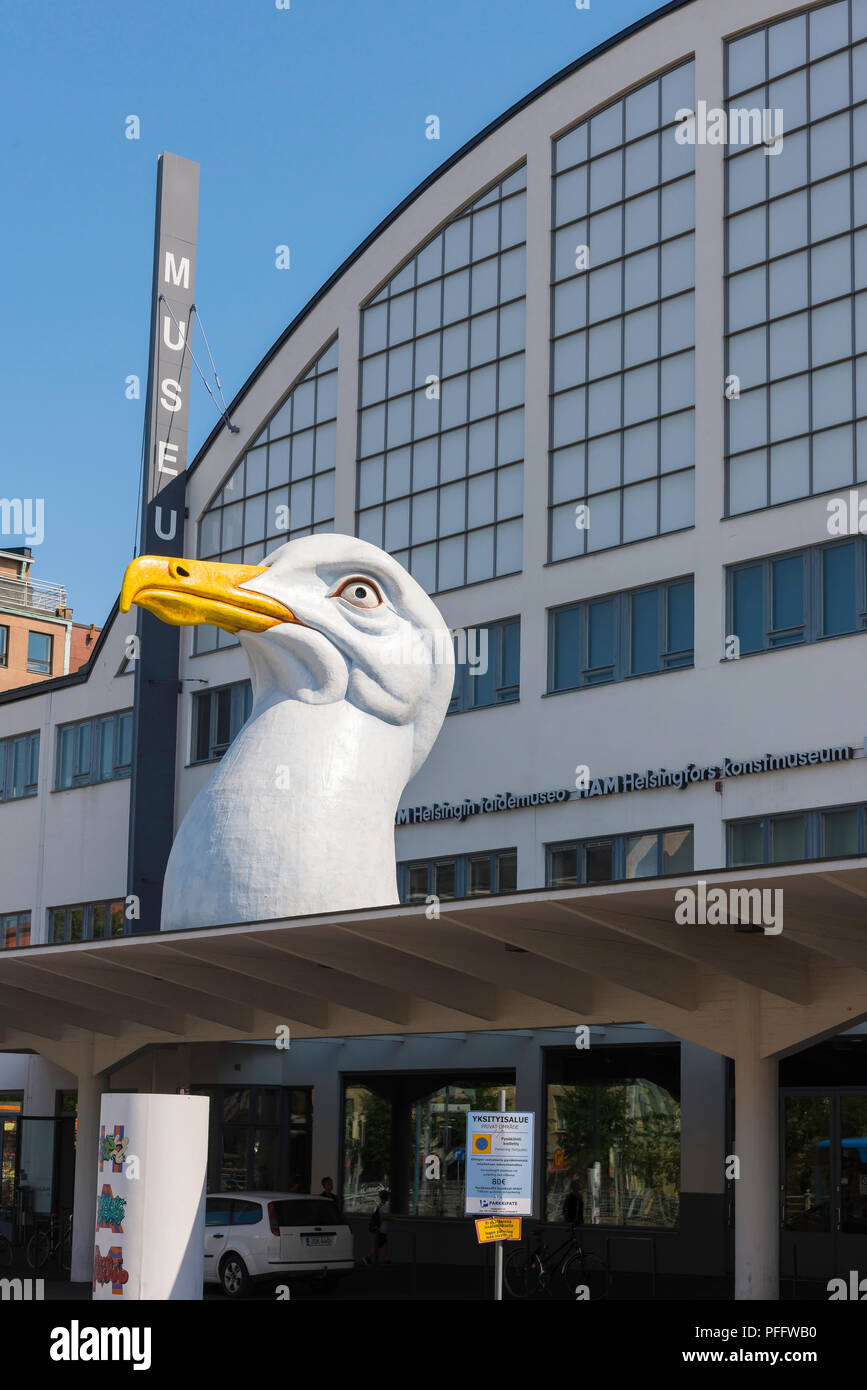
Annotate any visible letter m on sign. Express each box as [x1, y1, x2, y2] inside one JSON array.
[[164, 252, 190, 288]]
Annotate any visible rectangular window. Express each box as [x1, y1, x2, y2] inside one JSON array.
[[550, 61, 696, 562], [26, 631, 52, 674], [728, 538, 867, 656], [398, 849, 518, 902], [549, 578, 693, 693], [0, 626, 8, 667], [729, 802, 867, 867], [0, 913, 31, 950], [192, 682, 253, 761], [0, 732, 40, 802], [450, 618, 520, 713], [548, 826, 693, 887], [545, 1045, 680, 1227], [47, 899, 127, 944], [54, 713, 132, 789]]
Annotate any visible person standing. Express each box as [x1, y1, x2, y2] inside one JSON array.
[[319, 1176, 341, 1217], [366, 1189, 391, 1265]]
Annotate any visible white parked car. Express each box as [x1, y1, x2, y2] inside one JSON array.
[[203, 1192, 355, 1297]]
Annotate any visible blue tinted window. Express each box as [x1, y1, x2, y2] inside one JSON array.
[[587, 599, 615, 680], [667, 579, 694, 662], [501, 619, 521, 694], [550, 578, 693, 691], [630, 589, 658, 675], [771, 554, 804, 642], [453, 618, 521, 712], [231, 1200, 263, 1226], [732, 565, 764, 652], [552, 607, 581, 690], [822, 542, 856, 636]]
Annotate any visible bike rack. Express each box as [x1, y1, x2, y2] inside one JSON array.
[[603, 1233, 657, 1299]]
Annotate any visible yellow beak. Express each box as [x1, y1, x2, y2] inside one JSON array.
[[120, 555, 298, 634]]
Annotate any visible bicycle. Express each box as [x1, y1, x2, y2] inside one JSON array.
[[504, 1223, 608, 1300], [26, 1212, 72, 1275]]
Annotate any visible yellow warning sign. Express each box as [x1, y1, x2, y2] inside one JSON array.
[[474, 1217, 522, 1244]]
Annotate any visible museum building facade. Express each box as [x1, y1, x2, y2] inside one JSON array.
[[0, 0, 866, 1292]]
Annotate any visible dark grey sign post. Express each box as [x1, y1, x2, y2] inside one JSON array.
[[127, 152, 199, 935]]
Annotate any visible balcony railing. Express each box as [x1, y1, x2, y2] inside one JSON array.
[[0, 573, 67, 613]]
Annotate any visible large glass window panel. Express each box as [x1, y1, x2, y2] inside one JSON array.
[[552, 607, 580, 690], [732, 565, 764, 653], [586, 599, 615, 679], [626, 833, 658, 879], [659, 468, 693, 531], [822, 542, 857, 635], [584, 840, 613, 884], [663, 827, 693, 875], [783, 1095, 831, 1233], [822, 807, 860, 857], [771, 814, 806, 863], [630, 588, 658, 675], [730, 819, 764, 867], [728, 450, 768, 513], [770, 553, 805, 642]]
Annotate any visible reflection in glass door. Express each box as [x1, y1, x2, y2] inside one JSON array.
[[783, 1095, 830, 1233], [840, 1097, 867, 1235], [781, 1089, 867, 1281]]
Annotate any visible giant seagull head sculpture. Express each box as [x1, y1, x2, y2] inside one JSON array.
[[121, 534, 454, 930]]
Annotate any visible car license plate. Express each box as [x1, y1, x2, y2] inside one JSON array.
[[304, 1234, 334, 1247]]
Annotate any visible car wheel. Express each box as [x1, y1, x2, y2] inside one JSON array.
[[219, 1253, 251, 1298]]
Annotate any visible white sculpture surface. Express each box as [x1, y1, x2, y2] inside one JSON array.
[[121, 534, 454, 930]]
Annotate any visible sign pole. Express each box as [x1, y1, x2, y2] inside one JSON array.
[[494, 1086, 506, 1302]]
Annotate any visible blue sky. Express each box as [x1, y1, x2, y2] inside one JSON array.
[[0, 0, 665, 624]]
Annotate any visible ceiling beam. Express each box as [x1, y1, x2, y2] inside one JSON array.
[[249, 929, 500, 1020], [191, 938, 411, 1025], [151, 945, 330, 1029], [345, 918, 595, 1014], [569, 904, 814, 1005], [447, 906, 697, 1011], [97, 952, 256, 1034], [5, 961, 185, 1037]]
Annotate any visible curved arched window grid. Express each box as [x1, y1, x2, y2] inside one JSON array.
[[549, 60, 696, 562], [724, 0, 867, 514], [356, 167, 526, 594], [194, 339, 338, 653]]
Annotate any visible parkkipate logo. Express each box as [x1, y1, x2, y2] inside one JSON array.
[[49, 1321, 151, 1371]]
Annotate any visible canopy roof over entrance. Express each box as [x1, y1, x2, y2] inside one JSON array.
[[2, 859, 866, 1068]]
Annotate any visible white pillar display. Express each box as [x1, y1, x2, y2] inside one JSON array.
[[92, 1093, 209, 1301]]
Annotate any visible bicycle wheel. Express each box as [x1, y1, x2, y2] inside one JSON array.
[[26, 1231, 51, 1272], [0, 1236, 12, 1269], [562, 1250, 608, 1300], [58, 1229, 72, 1276], [504, 1248, 546, 1299]]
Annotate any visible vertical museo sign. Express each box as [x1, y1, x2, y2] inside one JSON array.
[[128, 153, 199, 934], [93, 1094, 209, 1300]]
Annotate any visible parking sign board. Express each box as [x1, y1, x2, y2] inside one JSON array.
[[464, 1111, 534, 1216]]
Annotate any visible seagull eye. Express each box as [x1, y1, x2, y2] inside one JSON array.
[[334, 577, 383, 609]]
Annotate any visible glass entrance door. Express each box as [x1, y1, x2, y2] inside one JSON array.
[[781, 1089, 867, 1282], [837, 1093, 867, 1274]]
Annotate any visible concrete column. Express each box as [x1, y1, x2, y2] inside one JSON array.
[[734, 989, 779, 1300], [70, 1041, 106, 1283], [514, 1036, 543, 1220]]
